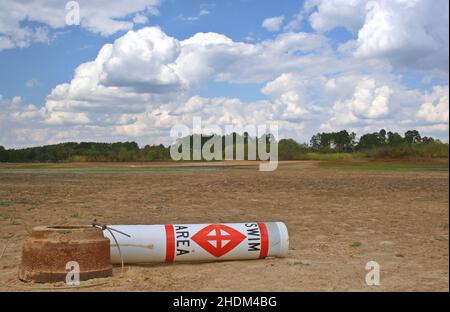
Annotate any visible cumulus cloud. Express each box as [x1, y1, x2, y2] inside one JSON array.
[[0, 27, 329, 147], [39, 27, 330, 141], [99, 28, 182, 92], [304, 0, 449, 73], [262, 16, 285, 32], [0, 95, 46, 147], [115, 96, 275, 138], [261, 73, 326, 121], [325, 77, 391, 129], [91, 28, 328, 91], [416, 86, 449, 124], [178, 31, 330, 85], [0, 0, 160, 51], [355, 0, 449, 72], [346, 78, 391, 119], [319, 75, 449, 138], [308, 0, 368, 33]]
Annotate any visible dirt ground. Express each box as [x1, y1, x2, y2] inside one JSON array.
[[0, 161, 448, 291]]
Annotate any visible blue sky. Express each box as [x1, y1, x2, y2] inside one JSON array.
[[0, 0, 448, 148]]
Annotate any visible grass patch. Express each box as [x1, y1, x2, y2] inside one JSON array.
[[351, 242, 362, 248], [0, 165, 223, 174], [305, 152, 366, 161], [320, 160, 449, 172]]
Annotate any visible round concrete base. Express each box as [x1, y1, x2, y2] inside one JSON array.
[[19, 225, 112, 283]]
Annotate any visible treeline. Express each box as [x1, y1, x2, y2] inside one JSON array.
[[309, 129, 440, 152], [0, 133, 274, 162], [279, 129, 448, 160], [0, 142, 170, 162], [0, 129, 448, 163]]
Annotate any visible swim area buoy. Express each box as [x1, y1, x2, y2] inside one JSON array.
[[104, 222, 289, 264]]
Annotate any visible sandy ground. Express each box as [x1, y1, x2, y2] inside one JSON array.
[[0, 161, 448, 291]]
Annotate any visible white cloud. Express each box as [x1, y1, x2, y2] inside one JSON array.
[[262, 16, 285, 32], [308, 0, 368, 33], [114, 96, 273, 138], [0, 36, 14, 50], [0, 95, 46, 147], [0, 25, 50, 50], [416, 86, 449, 124], [178, 8, 211, 23], [133, 14, 149, 24], [283, 11, 304, 32], [347, 78, 391, 119], [175, 30, 329, 86], [45, 111, 91, 125], [199, 9, 210, 16], [261, 73, 325, 121], [3, 27, 329, 146], [355, 0, 449, 72], [304, 0, 449, 73], [25, 79, 39, 88], [99, 27, 182, 92], [0, 0, 160, 51], [323, 76, 393, 129], [320, 75, 450, 138], [40, 27, 329, 134]]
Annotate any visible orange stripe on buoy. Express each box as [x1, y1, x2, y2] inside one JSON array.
[[257, 223, 269, 258], [165, 224, 175, 262]]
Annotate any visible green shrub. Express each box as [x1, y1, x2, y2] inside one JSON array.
[[278, 139, 309, 160], [365, 143, 449, 159]]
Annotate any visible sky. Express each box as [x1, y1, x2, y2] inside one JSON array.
[[0, 0, 448, 148]]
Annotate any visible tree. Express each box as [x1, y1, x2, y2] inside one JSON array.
[[349, 132, 357, 151], [357, 132, 384, 150], [0, 146, 6, 162], [379, 129, 387, 145], [421, 136, 435, 144], [387, 131, 404, 146], [310, 131, 356, 153], [404, 130, 422, 145], [310, 133, 322, 152], [278, 139, 307, 160], [333, 130, 353, 152]]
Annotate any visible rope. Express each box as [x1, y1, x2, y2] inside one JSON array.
[[106, 227, 125, 272], [92, 221, 131, 272]]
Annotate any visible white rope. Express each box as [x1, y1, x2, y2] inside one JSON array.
[[105, 227, 125, 272], [92, 221, 130, 272]]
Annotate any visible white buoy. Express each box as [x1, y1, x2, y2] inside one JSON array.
[[104, 222, 289, 264]]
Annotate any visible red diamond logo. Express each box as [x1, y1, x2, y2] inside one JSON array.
[[191, 224, 246, 257]]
